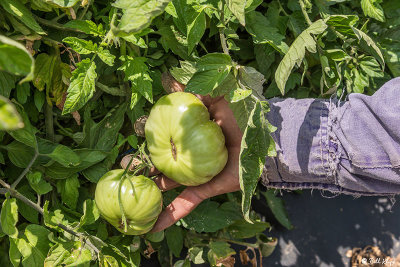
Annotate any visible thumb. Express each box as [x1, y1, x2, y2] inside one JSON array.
[[151, 188, 205, 232]]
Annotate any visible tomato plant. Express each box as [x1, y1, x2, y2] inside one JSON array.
[[95, 169, 162, 235], [146, 92, 228, 186], [0, 0, 398, 266]]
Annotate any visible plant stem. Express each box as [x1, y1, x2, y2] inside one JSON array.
[[78, 0, 92, 20], [0, 179, 100, 254], [188, 232, 258, 248], [34, 15, 83, 33], [299, 0, 312, 26], [45, 103, 55, 142], [219, 0, 230, 55], [11, 150, 39, 189]]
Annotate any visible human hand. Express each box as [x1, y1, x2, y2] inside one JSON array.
[[122, 76, 243, 232]]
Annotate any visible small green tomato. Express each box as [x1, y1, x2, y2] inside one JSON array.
[[95, 169, 162, 235]]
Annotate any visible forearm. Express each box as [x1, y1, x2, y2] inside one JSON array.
[[261, 77, 400, 196]]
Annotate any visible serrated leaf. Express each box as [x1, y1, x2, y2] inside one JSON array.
[[113, 0, 171, 34], [0, 96, 24, 130], [33, 53, 57, 91], [229, 88, 252, 102], [361, 0, 385, 22], [97, 47, 115, 66], [207, 242, 235, 266], [359, 56, 384, 78], [118, 56, 153, 106], [0, 71, 17, 98], [63, 59, 97, 114], [185, 53, 232, 95], [326, 15, 359, 37], [64, 20, 106, 36], [240, 101, 276, 222], [56, 175, 80, 209], [7, 104, 37, 148], [0, 0, 46, 35], [0, 35, 35, 82], [63, 37, 97, 55], [1, 198, 18, 238], [158, 23, 191, 60], [262, 190, 293, 230], [245, 11, 289, 54], [275, 19, 327, 94], [227, 0, 246, 25]]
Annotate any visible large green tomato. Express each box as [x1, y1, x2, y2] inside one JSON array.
[[95, 169, 162, 235], [145, 92, 228, 186]]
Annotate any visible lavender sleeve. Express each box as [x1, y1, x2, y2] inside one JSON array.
[[261, 77, 400, 196]]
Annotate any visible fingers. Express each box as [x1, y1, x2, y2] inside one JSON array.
[[151, 188, 205, 232], [153, 174, 180, 191]]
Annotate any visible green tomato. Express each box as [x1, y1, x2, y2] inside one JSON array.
[[95, 169, 162, 235], [145, 92, 228, 186]]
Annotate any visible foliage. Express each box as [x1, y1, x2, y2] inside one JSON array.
[[0, 0, 398, 266]]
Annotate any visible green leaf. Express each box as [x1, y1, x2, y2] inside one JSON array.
[[275, 19, 327, 94], [207, 242, 235, 266], [16, 184, 39, 224], [0, 35, 35, 81], [146, 231, 165, 242], [165, 225, 183, 257], [33, 53, 58, 92], [80, 103, 127, 151], [227, 219, 270, 239], [189, 247, 205, 264], [45, 149, 108, 179], [229, 88, 252, 102], [27, 171, 52, 195], [325, 15, 358, 37], [173, 259, 190, 267], [185, 53, 232, 95], [9, 237, 22, 267], [80, 199, 100, 227], [187, 9, 206, 54], [47, 144, 80, 167], [240, 101, 276, 222], [1, 198, 18, 238], [0, 0, 46, 35], [34, 90, 45, 112], [119, 56, 153, 106], [245, 11, 289, 54], [56, 175, 80, 209], [262, 189, 293, 230], [14, 225, 50, 267], [0, 71, 17, 97], [62, 37, 97, 55], [44, 241, 75, 267], [158, 23, 191, 60], [352, 27, 385, 68], [227, 0, 246, 25], [64, 20, 106, 36], [16, 82, 30, 104], [7, 103, 37, 148], [361, 0, 385, 22], [170, 61, 196, 85], [0, 96, 24, 130], [46, 0, 80, 8], [97, 47, 115, 66], [6, 141, 35, 168], [359, 56, 384, 78], [113, 0, 171, 34], [95, 82, 126, 96], [181, 201, 241, 232], [62, 59, 97, 114]]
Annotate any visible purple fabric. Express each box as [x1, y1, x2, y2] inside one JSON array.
[[261, 77, 400, 196]]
